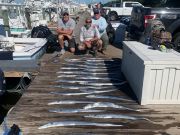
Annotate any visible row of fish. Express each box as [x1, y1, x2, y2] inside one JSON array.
[[39, 57, 151, 129]]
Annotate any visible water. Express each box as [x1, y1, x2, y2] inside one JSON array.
[[0, 92, 22, 124], [0, 77, 31, 124]]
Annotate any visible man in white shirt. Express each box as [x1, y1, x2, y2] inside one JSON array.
[[79, 17, 102, 56]]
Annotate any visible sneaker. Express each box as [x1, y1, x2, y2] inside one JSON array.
[[85, 50, 89, 55], [92, 50, 97, 57], [98, 49, 105, 55], [60, 49, 65, 55]]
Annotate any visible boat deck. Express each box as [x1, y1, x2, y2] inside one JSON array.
[[1, 45, 180, 135]]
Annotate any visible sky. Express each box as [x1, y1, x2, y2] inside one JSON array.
[[15, 0, 110, 4]]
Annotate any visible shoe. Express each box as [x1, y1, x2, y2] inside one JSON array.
[[85, 50, 89, 55], [60, 49, 65, 55], [92, 50, 97, 57], [98, 49, 105, 55]]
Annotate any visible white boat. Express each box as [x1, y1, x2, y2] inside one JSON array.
[[0, 2, 30, 37], [0, 37, 47, 60]]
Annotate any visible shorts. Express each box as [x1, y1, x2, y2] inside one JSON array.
[[63, 35, 76, 48]]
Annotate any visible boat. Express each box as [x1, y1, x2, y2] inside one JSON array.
[[0, 2, 30, 37], [0, 37, 47, 60]]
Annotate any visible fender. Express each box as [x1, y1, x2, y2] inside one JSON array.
[[167, 19, 180, 34], [108, 11, 118, 16]]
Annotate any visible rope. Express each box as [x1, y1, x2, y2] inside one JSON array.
[[6, 73, 33, 94]]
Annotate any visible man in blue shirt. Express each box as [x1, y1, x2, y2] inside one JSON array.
[[92, 8, 109, 53]]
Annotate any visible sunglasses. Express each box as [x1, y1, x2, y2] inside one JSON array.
[[86, 21, 92, 23]]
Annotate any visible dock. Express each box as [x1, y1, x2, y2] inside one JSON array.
[[1, 45, 180, 135]]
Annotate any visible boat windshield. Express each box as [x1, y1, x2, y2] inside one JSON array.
[[9, 8, 18, 19]]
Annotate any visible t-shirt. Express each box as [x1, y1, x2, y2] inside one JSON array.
[[92, 16, 107, 36], [57, 18, 76, 30], [80, 25, 100, 42]]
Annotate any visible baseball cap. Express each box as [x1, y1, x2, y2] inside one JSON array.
[[93, 8, 100, 14], [62, 11, 69, 16]]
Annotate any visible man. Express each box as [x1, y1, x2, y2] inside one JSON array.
[[57, 11, 76, 55], [92, 8, 109, 53], [95, 2, 106, 18], [79, 17, 102, 56]]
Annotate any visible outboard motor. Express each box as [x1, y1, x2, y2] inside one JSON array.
[[0, 68, 6, 96]]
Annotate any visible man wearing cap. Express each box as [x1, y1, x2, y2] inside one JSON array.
[[92, 8, 109, 53], [79, 17, 102, 56], [57, 11, 76, 54]]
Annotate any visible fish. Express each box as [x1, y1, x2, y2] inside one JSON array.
[[61, 63, 82, 68], [55, 79, 95, 84], [83, 68, 118, 72], [48, 100, 94, 105], [56, 71, 82, 74], [84, 65, 119, 69], [57, 75, 79, 78], [85, 61, 121, 67], [49, 109, 104, 113], [38, 121, 123, 129], [80, 88, 117, 93], [56, 71, 118, 75], [52, 85, 109, 90], [76, 76, 122, 81], [61, 67, 84, 70], [84, 102, 140, 112], [86, 59, 114, 62], [50, 89, 117, 96], [88, 58, 107, 60], [62, 62, 118, 69], [84, 114, 152, 122], [64, 58, 84, 62], [86, 95, 133, 102], [79, 81, 127, 86]]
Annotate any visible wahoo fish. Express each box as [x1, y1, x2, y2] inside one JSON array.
[[57, 75, 79, 78], [55, 80, 94, 84], [61, 67, 84, 70], [56, 71, 81, 74], [49, 109, 104, 113], [56, 71, 117, 75], [80, 88, 117, 93], [84, 102, 140, 112], [50, 89, 116, 96], [84, 114, 152, 122], [38, 121, 123, 129], [64, 58, 84, 62], [76, 76, 122, 81], [48, 100, 94, 105], [85, 62, 121, 67], [88, 58, 107, 60], [53, 85, 109, 90], [86, 59, 114, 62], [79, 81, 127, 86], [86, 95, 133, 102], [61, 63, 84, 67], [83, 68, 117, 72], [84, 65, 119, 69]]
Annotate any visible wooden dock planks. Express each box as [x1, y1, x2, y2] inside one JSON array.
[[0, 46, 180, 135]]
